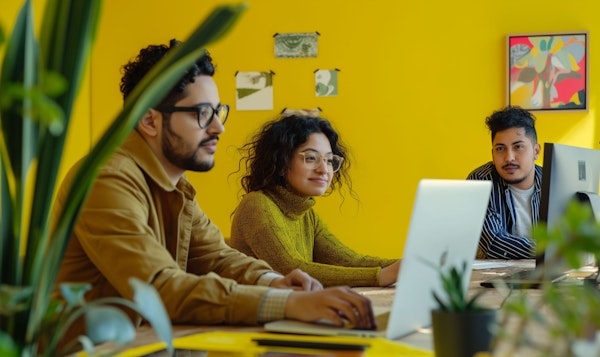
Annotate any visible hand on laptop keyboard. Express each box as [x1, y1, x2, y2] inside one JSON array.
[[316, 317, 355, 329], [285, 286, 377, 330]]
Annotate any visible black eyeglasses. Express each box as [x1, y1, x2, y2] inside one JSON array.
[[155, 103, 230, 129]]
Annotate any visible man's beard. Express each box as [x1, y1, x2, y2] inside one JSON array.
[[162, 122, 215, 172], [504, 176, 526, 186], [501, 164, 526, 186]]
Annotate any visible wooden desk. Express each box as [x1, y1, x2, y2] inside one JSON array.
[[96, 260, 536, 356]]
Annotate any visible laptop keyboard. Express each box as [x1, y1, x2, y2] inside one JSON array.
[[480, 269, 566, 289]]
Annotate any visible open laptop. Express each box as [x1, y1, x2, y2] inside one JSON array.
[[264, 179, 492, 340]]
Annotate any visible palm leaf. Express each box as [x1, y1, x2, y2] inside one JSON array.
[[24, 0, 103, 288], [0, 140, 10, 282], [0, 0, 247, 352], [0, 0, 38, 287]]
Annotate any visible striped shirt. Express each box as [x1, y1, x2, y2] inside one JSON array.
[[466, 161, 542, 259]]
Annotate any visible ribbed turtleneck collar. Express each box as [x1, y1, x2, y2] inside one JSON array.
[[265, 185, 315, 219]]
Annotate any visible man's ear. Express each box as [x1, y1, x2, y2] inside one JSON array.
[[138, 109, 160, 137], [534, 142, 541, 160]]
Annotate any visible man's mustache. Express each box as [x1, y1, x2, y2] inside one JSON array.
[[502, 164, 519, 169], [199, 136, 219, 146]]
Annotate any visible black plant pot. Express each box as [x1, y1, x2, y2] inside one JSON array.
[[431, 309, 497, 357]]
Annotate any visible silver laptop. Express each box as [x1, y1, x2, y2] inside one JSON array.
[[264, 179, 492, 340]]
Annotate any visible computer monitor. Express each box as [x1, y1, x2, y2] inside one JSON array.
[[538, 142, 600, 272], [479, 143, 600, 289]]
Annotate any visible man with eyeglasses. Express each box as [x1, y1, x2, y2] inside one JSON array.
[[55, 40, 376, 346]]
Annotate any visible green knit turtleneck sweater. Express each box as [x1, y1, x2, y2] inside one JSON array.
[[230, 185, 397, 287]]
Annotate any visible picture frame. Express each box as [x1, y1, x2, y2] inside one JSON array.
[[507, 32, 588, 112]]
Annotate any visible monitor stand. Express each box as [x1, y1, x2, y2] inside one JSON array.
[[576, 191, 600, 284], [577, 191, 600, 222]]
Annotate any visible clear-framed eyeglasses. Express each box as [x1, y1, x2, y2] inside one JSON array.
[[298, 151, 344, 172], [155, 103, 230, 129]]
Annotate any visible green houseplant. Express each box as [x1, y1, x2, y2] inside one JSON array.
[[0, 0, 246, 355], [494, 200, 600, 357], [431, 261, 498, 357]]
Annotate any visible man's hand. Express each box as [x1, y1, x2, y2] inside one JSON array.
[[285, 286, 376, 330], [270, 268, 323, 291], [379, 260, 401, 287]]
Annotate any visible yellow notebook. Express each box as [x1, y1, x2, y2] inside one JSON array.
[[114, 331, 433, 357]]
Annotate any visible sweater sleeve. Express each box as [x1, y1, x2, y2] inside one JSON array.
[[230, 192, 396, 287], [312, 214, 397, 269]]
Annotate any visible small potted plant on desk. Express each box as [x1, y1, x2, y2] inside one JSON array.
[[431, 261, 497, 357]]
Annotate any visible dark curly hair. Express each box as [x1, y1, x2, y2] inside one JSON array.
[[486, 106, 537, 144], [238, 114, 354, 198], [119, 39, 215, 106]]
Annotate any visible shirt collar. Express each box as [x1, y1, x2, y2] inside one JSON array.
[[120, 130, 197, 199]]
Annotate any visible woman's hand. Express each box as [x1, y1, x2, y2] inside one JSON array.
[[270, 268, 323, 291], [379, 260, 401, 287]]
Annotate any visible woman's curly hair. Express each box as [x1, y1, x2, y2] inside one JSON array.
[[238, 114, 354, 198]]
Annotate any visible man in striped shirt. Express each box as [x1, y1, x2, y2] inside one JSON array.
[[467, 106, 541, 259]]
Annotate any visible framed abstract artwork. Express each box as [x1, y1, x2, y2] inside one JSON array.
[[507, 32, 588, 111]]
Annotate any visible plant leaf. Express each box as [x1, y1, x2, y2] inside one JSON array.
[[0, 22, 5, 46], [431, 259, 482, 312], [0, 0, 38, 288], [24, 0, 103, 285], [129, 277, 173, 353], [432, 291, 448, 311], [0, 2, 247, 353], [0, 162, 9, 282], [24, 0, 102, 293], [0, 0, 39, 182], [0, 330, 18, 357], [59, 283, 91, 306], [0, 284, 33, 315], [85, 306, 135, 345], [76, 335, 95, 356]]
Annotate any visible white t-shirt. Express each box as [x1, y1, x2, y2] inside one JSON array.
[[508, 184, 535, 238]]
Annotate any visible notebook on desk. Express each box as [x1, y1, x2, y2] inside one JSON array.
[[265, 179, 492, 340]]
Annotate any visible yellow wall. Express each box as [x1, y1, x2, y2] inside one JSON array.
[[4, 1, 599, 259], [0, 0, 91, 198]]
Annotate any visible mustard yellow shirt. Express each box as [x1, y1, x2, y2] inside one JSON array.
[[230, 186, 397, 287], [55, 131, 286, 335]]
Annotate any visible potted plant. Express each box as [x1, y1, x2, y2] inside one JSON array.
[[431, 260, 498, 357], [495, 201, 600, 357], [0, 0, 246, 355]]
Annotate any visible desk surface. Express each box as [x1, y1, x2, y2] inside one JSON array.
[[98, 260, 536, 355]]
